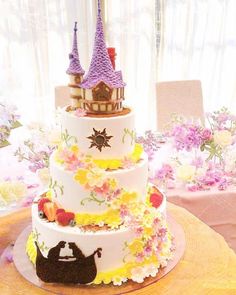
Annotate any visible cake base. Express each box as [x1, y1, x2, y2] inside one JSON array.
[[13, 214, 185, 295]]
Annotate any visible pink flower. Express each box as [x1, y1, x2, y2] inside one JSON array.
[[136, 252, 145, 263], [94, 183, 109, 195], [75, 108, 87, 117], [120, 205, 129, 219], [201, 128, 212, 141], [144, 244, 152, 256], [155, 164, 174, 181], [134, 227, 144, 237]]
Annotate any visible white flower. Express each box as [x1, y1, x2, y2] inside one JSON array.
[[224, 148, 236, 173], [131, 266, 145, 283], [87, 167, 105, 187], [37, 168, 50, 186], [0, 180, 27, 204], [176, 164, 196, 182], [213, 130, 232, 147], [112, 276, 127, 286], [143, 263, 158, 277], [48, 129, 61, 146]]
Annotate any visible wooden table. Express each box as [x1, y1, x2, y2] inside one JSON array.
[[0, 203, 236, 295]]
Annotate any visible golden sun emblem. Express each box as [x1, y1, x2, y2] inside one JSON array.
[[87, 128, 113, 152]]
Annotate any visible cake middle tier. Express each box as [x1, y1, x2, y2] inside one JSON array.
[[60, 108, 135, 159], [49, 154, 148, 214]]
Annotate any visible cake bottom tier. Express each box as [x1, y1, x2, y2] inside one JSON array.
[[27, 200, 173, 285]]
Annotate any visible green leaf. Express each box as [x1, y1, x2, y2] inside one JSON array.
[[11, 121, 22, 129], [0, 140, 10, 148]]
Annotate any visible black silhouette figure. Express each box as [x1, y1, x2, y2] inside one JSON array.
[[68, 242, 85, 260], [35, 241, 102, 284], [47, 241, 66, 262]]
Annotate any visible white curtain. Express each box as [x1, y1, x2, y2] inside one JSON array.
[[158, 0, 236, 112], [0, 0, 97, 124], [104, 0, 157, 132]]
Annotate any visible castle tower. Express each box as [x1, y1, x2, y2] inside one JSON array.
[[66, 22, 85, 108], [79, 0, 126, 114]]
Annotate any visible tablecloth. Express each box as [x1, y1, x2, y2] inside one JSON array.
[[167, 187, 236, 252], [0, 203, 236, 295]]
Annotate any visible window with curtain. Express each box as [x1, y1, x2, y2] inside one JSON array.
[[157, 0, 236, 112], [0, 0, 96, 124]]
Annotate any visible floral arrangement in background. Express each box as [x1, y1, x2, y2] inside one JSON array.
[[0, 177, 28, 207], [150, 107, 236, 192], [136, 130, 164, 160], [0, 103, 21, 148], [14, 123, 61, 185]]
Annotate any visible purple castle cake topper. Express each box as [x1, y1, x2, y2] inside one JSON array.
[[66, 22, 85, 75], [80, 0, 126, 89]]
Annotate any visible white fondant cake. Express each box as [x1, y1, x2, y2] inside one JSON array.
[[61, 108, 135, 159], [26, 0, 173, 286], [50, 153, 148, 213]]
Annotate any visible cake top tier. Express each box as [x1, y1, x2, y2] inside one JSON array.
[[66, 22, 85, 75]]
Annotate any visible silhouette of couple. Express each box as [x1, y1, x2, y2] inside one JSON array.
[[47, 241, 85, 262]]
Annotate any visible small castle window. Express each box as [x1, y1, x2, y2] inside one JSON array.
[[92, 81, 113, 101]]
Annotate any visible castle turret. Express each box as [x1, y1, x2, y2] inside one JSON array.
[[79, 0, 126, 114], [67, 22, 85, 108]]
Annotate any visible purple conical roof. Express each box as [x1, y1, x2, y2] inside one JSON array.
[[80, 0, 125, 89], [66, 22, 85, 75]]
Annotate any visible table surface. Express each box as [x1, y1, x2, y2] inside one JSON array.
[[0, 203, 236, 295]]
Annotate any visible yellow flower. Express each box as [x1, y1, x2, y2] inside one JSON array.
[[119, 192, 137, 203], [128, 239, 144, 255], [70, 145, 79, 155], [131, 144, 143, 162], [214, 130, 232, 147], [87, 167, 105, 187], [143, 227, 153, 238], [109, 178, 117, 190], [93, 159, 122, 170], [46, 190, 53, 200], [74, 169, 88, 185], [176, 164, 196, 182]]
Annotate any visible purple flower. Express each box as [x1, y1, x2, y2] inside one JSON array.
[[169, 122, 205, 152], [191, 156, 204, 168], [218, 178, 228, 190]]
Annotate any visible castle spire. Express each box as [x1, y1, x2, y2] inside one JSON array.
[[80, 0, 125, 89], [66, 22, 85, 75]]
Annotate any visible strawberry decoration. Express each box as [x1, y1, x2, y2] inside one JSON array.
[[56, 211, 75, 226], [150, 192, 163, 208], [38, 198, 51, 212], [56, 208, 65, 215]]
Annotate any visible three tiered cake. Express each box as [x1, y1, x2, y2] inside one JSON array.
[[26, 0, 173, 285]]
